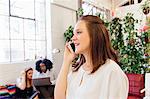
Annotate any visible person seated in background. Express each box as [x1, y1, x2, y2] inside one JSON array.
[[34, 59, 56, 85], [16, 67, 38, 99], [34, 59, 56, 99]]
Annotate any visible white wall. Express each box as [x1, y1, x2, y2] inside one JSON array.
[[51, 0, 78, 11], [50, 2, 77, 76], [115, 4, 145, 20], [83, 0, 112, 10], [0, 61, 35, 85]]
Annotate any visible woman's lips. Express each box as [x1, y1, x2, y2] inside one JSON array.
[[74, 43, 79, 46]]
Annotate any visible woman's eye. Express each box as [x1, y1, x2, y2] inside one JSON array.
[[77, 32, 81, 34]]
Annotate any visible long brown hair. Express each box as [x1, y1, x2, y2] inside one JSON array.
[[25, 67, 33, 87], [73, 15, 118, 73]]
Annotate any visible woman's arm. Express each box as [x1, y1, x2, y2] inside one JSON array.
[[54, 43, 76, 99], [16, 71, 26, 90], [54, 62, 71, 99]]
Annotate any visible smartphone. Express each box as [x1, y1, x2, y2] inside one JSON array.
[[70, 42, 75, 52]]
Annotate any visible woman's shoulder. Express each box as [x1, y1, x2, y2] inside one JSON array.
[[105, 59, 120, 69], [97, 59, 122, 74], [103, 59, 127, 78]]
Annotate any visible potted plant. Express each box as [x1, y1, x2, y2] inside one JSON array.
[[109, 13, 149, 98], [141, 0, 150, 15], [77, 8, 84, 17], [64, 25, 74, 42]]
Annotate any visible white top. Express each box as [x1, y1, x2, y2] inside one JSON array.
[[33, 69, 56, 85], [66, 59, 129, 99]]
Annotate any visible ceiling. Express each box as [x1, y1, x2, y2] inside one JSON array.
[[83, 0, 128, 10], [83, 0, 144, 10]]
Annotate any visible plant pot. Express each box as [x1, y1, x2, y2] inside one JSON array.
[[126, 73, 145, 98]]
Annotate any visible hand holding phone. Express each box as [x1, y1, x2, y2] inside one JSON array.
[[64, 42, 76, 63]]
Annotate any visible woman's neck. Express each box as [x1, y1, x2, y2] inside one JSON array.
[[82, 53, 93, 71], [41, 70, 47, 73], [26, 79, 32, 88]]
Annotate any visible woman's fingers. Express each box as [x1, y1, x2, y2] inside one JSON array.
[[66, 41, 75, 54]]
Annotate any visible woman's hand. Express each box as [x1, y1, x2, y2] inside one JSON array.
[[63, 42, 77, 64], [20, 70, 26, 78], [55, 42, 76, 99], [16, 70, 26, 90]]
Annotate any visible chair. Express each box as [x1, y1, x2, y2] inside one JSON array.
[[29, 90, 40, 99]]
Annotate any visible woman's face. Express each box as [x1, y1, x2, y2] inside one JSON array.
[[27, 70, 33, 80], [72, 20, 90, 54], [40, 63, 46, 72]]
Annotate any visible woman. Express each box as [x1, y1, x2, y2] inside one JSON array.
[[55, 15, 129, 99], [34, 59, 56, 99], [16, 67, 38, 99], [35, 59, 56, 85]]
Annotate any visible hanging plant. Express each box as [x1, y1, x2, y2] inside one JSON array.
[[77, 8, 84, 17], [109, 17, 124, 54], [141, 0, 150, 15], [120, 13, 148, 74], [64, 25, 74, 42]]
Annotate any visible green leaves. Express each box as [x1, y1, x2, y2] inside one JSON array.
[[77, 8, 84, 17], [64, 25, 74, 42], [109, 13, 148, 74]]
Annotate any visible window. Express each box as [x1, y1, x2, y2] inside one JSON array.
[[0, 0, 47, 63], [82, 1, 110, 21], [10, 0, 35, 19]]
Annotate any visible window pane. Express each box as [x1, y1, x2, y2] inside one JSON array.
[[25, 40, 35, 60], [36, 21, 46, 40], [11, 40, 24, 62], [92, 7, 97, 15], [24, 19, 35, 40], [10, 17, 23, 39], [35, 1, 45, 21], [0, 0, 9, 15], [0, 40, 10, 63], [36, 41, 46, 58], [82, 3, 93, 15], [36, 0, 44, 3], [0, 16, 9, 39], [35, 1, 46, 40], [10, 0, 34, 18], [0, 0, 47, 63]]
